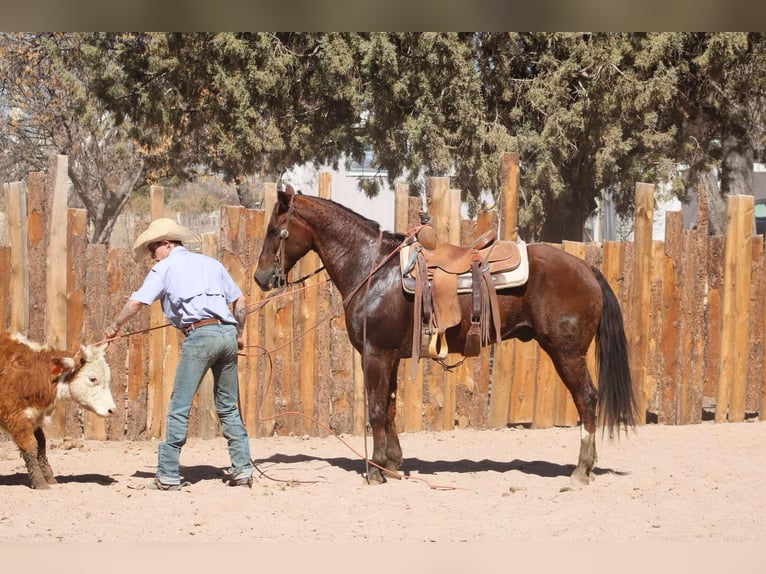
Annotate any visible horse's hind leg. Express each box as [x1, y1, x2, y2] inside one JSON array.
[[551, 352, 599, 486]]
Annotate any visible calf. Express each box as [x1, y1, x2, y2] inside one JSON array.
[[0, 332, 115, 489]]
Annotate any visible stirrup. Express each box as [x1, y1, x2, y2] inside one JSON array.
[[426, 331, 448, 360]]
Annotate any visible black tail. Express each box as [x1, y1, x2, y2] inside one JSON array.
[[592, 267, 637, 437]]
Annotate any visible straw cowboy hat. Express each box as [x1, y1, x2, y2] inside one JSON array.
[[132, 217, 201, 259]]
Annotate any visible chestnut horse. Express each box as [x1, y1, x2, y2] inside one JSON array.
[[254, 188, 636, 486]]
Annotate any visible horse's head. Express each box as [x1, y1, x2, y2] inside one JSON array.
[[254, 185, 314, 291]]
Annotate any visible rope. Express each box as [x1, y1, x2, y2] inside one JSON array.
[[87, 223, 466, 491], [254, 410, 465, 491]]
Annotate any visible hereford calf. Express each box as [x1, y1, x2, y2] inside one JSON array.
[[0, 332, 115, 489]]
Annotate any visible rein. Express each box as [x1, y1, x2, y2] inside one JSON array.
[[286, 264, 326, 286]]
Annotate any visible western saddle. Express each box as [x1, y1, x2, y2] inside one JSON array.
[[400, 221, 528, 368]]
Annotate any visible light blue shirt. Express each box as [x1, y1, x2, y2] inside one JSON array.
[[130, 246, 242, 330]]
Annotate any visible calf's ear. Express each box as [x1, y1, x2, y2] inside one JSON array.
[[80, 342, 108, 363], [51, 356, 76, 380]]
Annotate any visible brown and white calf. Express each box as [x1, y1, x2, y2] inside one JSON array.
[[0, 332, 115, 489]]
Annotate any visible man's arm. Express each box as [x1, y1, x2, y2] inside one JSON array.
[[105, 299, 146, 339], [232, 294, 247, 350]]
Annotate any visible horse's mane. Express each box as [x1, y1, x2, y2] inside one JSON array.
[[309, 194, 406, 242]]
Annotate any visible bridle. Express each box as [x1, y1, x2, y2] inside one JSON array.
[[272, 192, 325, 288]]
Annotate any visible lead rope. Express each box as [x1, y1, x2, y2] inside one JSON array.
[[361, 229, 383, 483]]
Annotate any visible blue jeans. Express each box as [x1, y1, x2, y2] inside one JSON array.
[[157, 323, 253, 485]]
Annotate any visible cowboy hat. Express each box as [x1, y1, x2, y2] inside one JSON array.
[[132, 217, 200, 259]]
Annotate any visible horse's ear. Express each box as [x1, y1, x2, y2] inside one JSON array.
[[277, 189, 292, 211]]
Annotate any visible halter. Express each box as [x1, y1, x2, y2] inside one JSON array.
[[273, 191, 325, 287], [273, 191, 296, 287]]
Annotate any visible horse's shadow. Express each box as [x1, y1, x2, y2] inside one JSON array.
[[0, 458, 627, 488], [252, 453, 628, 479]]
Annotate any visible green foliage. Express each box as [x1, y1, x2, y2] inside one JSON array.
[[3, 33, 765, 243]]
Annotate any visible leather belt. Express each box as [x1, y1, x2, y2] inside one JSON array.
[[182, 318, 222, 335]]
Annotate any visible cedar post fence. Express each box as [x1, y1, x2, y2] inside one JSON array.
[[1, 155, 764, 444]]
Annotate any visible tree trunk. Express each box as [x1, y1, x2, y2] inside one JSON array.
[[720, 134, 754, 197], [697, 171, 727, 236], [538, 181, 595, 243]]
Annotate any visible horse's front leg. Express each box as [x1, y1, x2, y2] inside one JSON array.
[[363, 352, 399, 485], [384, 358, 403, 473]]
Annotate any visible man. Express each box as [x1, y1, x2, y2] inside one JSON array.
[[106, 218, 253, 490]]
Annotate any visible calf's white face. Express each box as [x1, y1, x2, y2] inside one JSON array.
[[64, 343, 115, 417]]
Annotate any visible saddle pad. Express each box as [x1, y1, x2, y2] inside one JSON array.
[[401, 239, 530, 294]]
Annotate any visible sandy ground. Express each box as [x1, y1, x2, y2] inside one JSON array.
[[1, 420, 765, 548]]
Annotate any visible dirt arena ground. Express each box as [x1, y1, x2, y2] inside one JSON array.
[[2, 419, 765, 549]]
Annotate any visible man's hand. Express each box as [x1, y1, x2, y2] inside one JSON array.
[[105, 322, 120, 340]]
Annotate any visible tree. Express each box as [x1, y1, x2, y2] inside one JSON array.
[[672, 33, 766, 233], [91, 32, 766, 242], [84, 33, 369, 207], [0, 33, 150, 243], [5, 33, 764, 244]]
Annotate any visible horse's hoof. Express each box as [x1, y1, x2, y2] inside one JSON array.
[[365, 468, 387, 485], [570, 469, 591, 486], [365, 475, 386, 486], [384, 463, 402, 480]]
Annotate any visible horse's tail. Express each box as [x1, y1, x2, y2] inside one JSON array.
[[592, 266, 638, 437]]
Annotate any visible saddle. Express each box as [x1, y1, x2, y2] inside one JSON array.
[[400, 224, 529, 367]]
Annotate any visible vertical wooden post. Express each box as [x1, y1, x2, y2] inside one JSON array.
[[84, 243, 110, 440], [441, 188, 462, 430], [500, 152, 520, 241], [197, 233, 220, 439], [221, 205, 251, 434], [424, 176, 450, 430], [394, 182, 411, 235], [45, 155, 69, 347], [762, 240, 766, 421], [659, 212, 683, 424], [747, 236, 764, 416], [428, 177, 452, 240], [402, 195, 424, 432], [45, 155, 70, 438], [64, 208, 88, 438], [716, 194, 753, 422], [490, 153, 520, 428], [26, 171, 47, 341], [259, 183, 278, 436], [630, 182, 654, 423], [455, 213, 494, 429], [313, 173, 334, 436], [147, 186, 166, 438], [394, 182, 413, 432], [4, 182, 29, 334], [245, 208, 264, 435]]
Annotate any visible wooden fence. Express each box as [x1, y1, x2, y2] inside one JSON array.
[[1, 153, 764, 443]]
